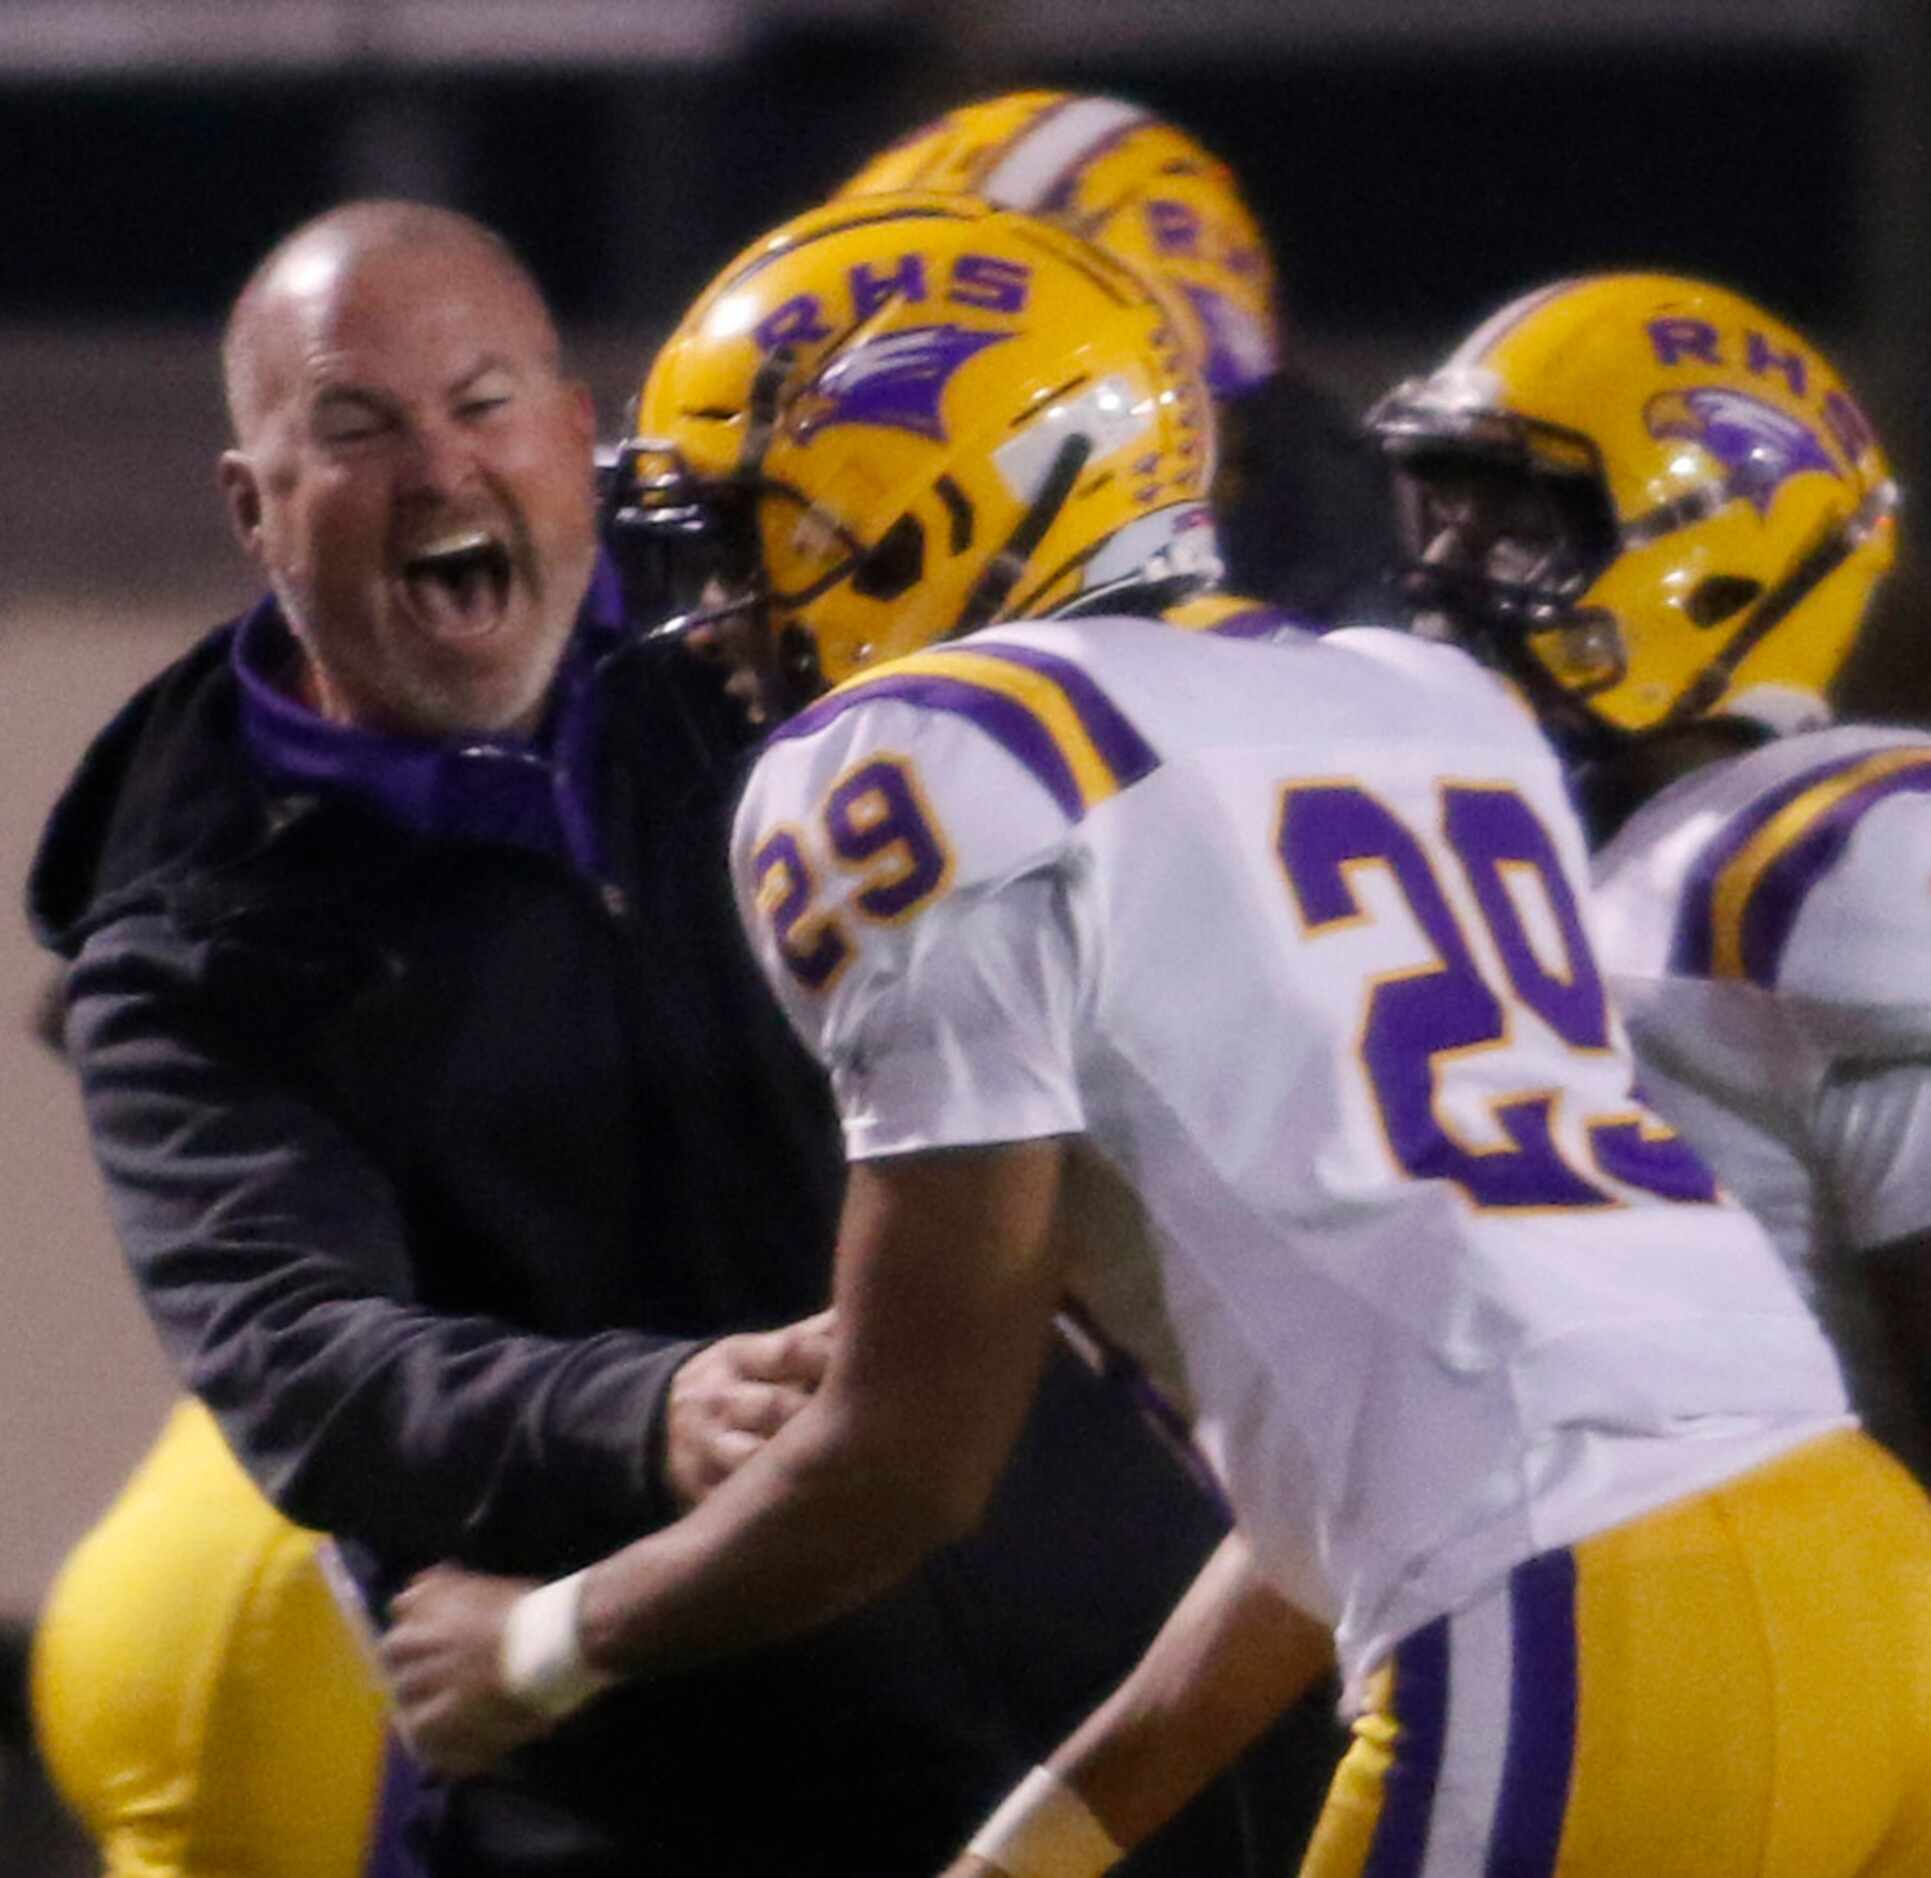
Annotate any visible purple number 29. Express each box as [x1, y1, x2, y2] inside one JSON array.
[[753, 756, 953, 992], [1277, 782, 1717, 1210]]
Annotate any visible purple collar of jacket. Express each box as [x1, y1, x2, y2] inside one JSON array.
[[232, 557, 627, 876]]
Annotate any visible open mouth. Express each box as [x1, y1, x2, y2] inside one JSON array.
[[400, 529, 515, 638]]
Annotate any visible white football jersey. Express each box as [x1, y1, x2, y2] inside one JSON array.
[[732, 614, 1850, 1700], [1592, 724, 1931, 1458]]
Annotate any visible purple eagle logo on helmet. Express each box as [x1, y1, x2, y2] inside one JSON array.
[[793, 325, 1015, 445], [1643, 387, 1840, 513]]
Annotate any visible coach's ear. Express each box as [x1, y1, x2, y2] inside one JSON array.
[[218, 451, 265, 558]]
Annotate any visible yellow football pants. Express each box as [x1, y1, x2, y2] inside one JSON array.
[[1302, 1429, 1931, 1876], [31, 1398, 410, 1877]]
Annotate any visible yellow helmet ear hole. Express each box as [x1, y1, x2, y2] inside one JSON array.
[[851, 514, 925, 602], [1685, 576, 1762, 629]]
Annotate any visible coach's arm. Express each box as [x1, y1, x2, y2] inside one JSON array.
[[383, 1138, 1072, 1771]]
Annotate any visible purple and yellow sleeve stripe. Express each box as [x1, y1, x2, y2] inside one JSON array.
[[1672, 746, 1931, 987], [773, 642, 1160, 821]]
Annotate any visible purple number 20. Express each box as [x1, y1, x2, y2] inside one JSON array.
[[1278, 782, 1716, 1210]]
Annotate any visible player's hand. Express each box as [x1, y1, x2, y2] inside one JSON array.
[[381, 1564, 547, 1777], [937, 1859, 1007, 1877], [663, 1308, 834, 1509]]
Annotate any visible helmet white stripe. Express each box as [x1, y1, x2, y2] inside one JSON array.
[[994, 374, 1152, 502], [982, 96, 1152, 211], [1449, 278, 1582, 371]]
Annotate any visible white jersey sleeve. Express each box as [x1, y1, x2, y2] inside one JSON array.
[[732, 642, 1129, 1159]]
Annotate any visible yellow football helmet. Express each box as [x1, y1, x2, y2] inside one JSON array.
[[837, 90, 1280, 403], [610, 192, 1218, 708], [1369, 273, 1898, 741]]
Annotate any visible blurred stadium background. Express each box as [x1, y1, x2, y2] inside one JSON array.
[[2, 0, 1925, 1861]]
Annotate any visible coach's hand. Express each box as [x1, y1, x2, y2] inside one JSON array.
[[382, 1565, 548, 1776], [663, 1309, 834, 1509]]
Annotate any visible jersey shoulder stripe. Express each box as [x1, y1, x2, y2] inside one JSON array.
[[1161, 593, 1278, 636], [1672, 746, 1931, 986], [770, 640, 1161, 821]]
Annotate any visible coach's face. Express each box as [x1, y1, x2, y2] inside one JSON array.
[[220, 233, 598, 738]]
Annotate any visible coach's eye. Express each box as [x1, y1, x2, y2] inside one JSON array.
[[318, 412, 390, 445]]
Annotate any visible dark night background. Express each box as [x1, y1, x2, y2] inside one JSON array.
[[0, 40, 1870, 335]]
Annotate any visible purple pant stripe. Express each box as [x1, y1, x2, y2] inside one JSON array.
[[362, 1735, 429, 1878], [1364, 1614, 1450, 1878], [1488, 1549, 1578, 1876]]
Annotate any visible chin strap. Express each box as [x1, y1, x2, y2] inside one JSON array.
[[1664, 481, 1897, 727], [948, 435, 1093, 641], [1054, 572, 1210, 623]]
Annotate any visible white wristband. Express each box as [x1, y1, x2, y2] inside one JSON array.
[[966, 1765, 1125, 1878], [497, 1570, 619, 1722]]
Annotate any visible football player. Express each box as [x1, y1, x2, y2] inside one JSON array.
[[32, 1398, 413, 1877], [379, 201, 1931, 1875], [1367, 275, 1930, 1479], [838, 88, 1401, 626]]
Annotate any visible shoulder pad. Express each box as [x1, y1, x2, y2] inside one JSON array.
[[734, 637, 1157, 1014], [764, 636, 1160, 827], [1672, 742, 1931, 1001]]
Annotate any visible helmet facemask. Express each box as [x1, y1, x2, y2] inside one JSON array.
[[1378, 407, 1625, 750], [605, 433, 844, 725]]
